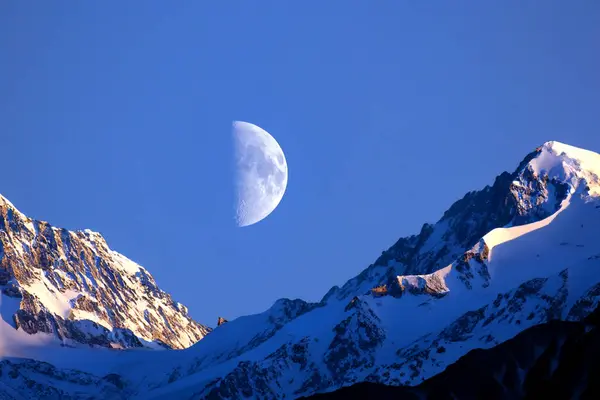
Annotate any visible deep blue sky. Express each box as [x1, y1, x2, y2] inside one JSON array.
[[1, 2, 599, 325]]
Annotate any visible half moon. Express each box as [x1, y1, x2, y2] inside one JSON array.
[[232, 121, 288, 227]]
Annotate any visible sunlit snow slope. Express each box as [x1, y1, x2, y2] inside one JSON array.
[[0, 195, 210, 354]]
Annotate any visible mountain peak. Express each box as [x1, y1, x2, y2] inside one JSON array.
[[0, 194, 19, 212], [328, 142, 600, 301], [540, 140, 594, 156], [524, 141, 600, 196], [0, 194, 211, 351], [535, 140, 600, 170]]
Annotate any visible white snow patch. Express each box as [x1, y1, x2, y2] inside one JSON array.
[[531, 141, 600, 196], [110, 251, 142, 275], [21, 277, 80, 320], [70, 309, 112, 331]]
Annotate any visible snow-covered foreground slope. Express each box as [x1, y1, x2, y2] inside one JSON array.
[[1, 141, 600, 399]]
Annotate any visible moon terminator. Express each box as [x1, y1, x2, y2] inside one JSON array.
[[232, 121, 288, 227]]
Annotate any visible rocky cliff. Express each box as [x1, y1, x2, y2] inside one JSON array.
[[323, 144, 577, 303], [304, 300, 600, 400], [0, 195, 210, 350]]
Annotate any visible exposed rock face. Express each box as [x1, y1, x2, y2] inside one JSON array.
[[217, 317, 228, 326], [0, 359, 130, 400], [0, 195, 210, 350], [158, 298, 323, 392], [199, 337, 323, 400], [369, 239, 490, 300], [325, 297, 386, 385], [325, 146, 572, 303], [303, 303, 600, 400]]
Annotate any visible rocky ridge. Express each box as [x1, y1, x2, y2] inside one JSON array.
[[0, 195, 210, 350], [323, 144, 577, 303], [304, 297, 600, 400]]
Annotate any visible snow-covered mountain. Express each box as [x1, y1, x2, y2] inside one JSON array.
[[0, 195, 210, 351], [1, 140, 600, 399], [304, 303, 600, 399]]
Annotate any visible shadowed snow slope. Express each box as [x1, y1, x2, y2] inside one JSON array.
[[303, 302, 600, 400], [1, 141, 600, 399]]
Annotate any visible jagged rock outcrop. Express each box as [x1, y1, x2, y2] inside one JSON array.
[[0, 195, 210, 350], [154, 297, 323, 392], [325, 297, 386, 385], [199, 338, 321, 400], [324, 144, 575, 303], [304, 300, 600, 400], [0, 359, 130, 400], [217, 317, 228, 326]]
